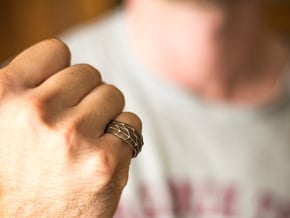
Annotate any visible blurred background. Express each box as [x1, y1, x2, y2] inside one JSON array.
[[0, 0, 289, 63]]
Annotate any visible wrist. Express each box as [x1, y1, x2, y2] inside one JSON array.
[[0, 191, 117, 218]]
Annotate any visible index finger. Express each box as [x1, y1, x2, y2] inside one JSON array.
[[5, 39, 71, 88]]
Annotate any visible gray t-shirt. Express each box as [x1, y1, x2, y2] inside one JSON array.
[[62, 9, 290, 218]]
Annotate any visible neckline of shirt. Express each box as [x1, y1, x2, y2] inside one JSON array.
[[113, 9, 290, 123]]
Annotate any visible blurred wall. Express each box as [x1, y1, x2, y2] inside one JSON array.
[[265, 1, 290, 39], [0, 0, 120, 62], [0, 0, 289, 63]]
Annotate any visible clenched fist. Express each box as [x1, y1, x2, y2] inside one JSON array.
[[0, 39, 142, 218]]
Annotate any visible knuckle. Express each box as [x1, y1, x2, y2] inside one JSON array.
[[23, 95, 48, 120], [128, 112, 142, 126], [0, 68, 15, 98], [54, 117, 88, 156], [95, 150, 117, 181], [65, 118, 84, 139], [46, 38, 71, 64], [14, 95, 49, 131], [28, 96, 46, 111], [0, 66, 16, 85], [79, 151, 127, 194], [48, 38, 70, 53], [59, 121, 80, 152], [104, 84, 125, 107], [96, 140, 131, 189], [74, 64, 102, 82], [121, 112, 143, 131]]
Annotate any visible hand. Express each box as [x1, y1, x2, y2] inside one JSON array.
[[0, 39, 142, 218]]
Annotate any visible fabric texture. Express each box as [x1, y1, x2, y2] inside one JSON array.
[[62, 9, 290, 218]]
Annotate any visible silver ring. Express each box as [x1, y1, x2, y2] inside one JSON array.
[[105, 120, 144, 158]]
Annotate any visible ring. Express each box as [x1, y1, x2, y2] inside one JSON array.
[[105, 120, 144, 158]]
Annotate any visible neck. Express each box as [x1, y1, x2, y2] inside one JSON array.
[[125, 1, 289, 105]]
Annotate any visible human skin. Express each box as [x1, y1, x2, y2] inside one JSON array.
[[0, 39, 142, 218], [125, 0, 289, 105]]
